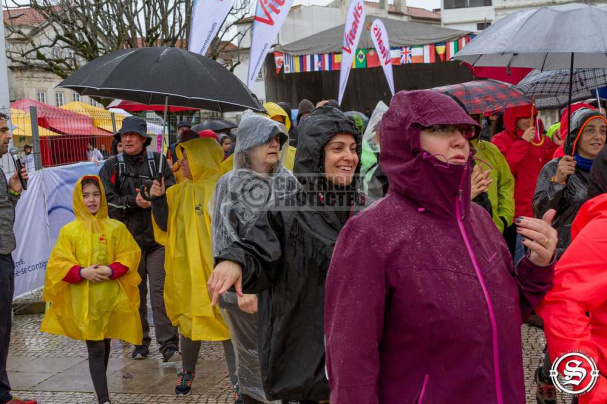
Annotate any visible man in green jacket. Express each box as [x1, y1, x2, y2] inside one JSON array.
[[471, 138, 515, 233]]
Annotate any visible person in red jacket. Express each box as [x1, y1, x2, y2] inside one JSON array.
[[492, 105, 558, 262], [536, 194, 607, 404]]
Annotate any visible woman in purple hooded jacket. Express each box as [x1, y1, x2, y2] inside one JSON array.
[[324, 90, 557, 404]]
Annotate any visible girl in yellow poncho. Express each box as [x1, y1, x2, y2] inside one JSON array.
[[41, 175, 142, 404], [148, 137, 231, 396]]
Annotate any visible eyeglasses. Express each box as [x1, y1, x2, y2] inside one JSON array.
[[424, 124, 476, 139]]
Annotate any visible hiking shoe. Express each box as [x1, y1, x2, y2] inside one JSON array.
[[175, 370, 195, 396], [163, 347, 182, 363], [535, 365, 557, 404], [6, 398, 37, 404], [131, 346, 148, 359]]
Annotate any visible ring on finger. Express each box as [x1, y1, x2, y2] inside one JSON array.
[[543, 236, 549, 246]]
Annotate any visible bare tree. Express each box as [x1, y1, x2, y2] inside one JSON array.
[[3, 0, 253, 77]]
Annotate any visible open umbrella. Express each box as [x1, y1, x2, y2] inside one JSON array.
[[516, 68, 607, 109], [431, 80, 531, 115], [58, 46, 262, 196], [454, 3, 607, 148], [193, 120, 237, 133]]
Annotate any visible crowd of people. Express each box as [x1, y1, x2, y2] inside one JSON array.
[[0, 88, 606, 404]]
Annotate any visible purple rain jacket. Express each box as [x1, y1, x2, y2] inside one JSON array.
[[324, 90, 555, 404]]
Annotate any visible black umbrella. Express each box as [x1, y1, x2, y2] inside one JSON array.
[[193, 120, 237, 133], [57, 47, 261, 113], [58, 47, 261, 195]]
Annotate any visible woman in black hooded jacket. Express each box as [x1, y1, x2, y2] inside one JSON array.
[[208, 106, 365, 403]]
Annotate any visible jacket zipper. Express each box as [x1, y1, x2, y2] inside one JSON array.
[[417, 374, 429, 404], [456, 180, 504, 404]]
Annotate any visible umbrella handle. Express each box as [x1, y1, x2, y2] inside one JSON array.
[[139, 180, 158, 202]]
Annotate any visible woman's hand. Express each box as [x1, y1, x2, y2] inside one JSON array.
[[238, 294, 258, 314], [554, 155, 576, 183], [208, 260, 243, 306], [516, 209, 558, 267], [521, 127, 536, 142], [149, 178, 166, 197], [471, 165, 492, 200], [81, 264, 110, 282]]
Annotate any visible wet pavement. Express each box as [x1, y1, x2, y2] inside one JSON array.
[[8, 314, 564, 403]]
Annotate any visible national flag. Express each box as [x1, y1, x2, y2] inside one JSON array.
[[435, 42, 447, 62], [283, 54, 293, 74], [423, 44, 435, 63], [303, 54, 313, 72], [333, 53, 342, 70], [314, 54, 323, 71], [355, 49, 367, 68], [448, 40, 459, 60], [293, 56, 301, 73], [323, 53, 333, 71], [390, 48, 401, 65], [366, 49, 380, 68], [411, 46, 424, 63], [274, 51, 284, 74], [458, 35, 470, 50], [400, 47, 412, 64]]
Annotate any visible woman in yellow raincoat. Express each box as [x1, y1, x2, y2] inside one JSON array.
[[41, 175, 142, 404], [148, 137, 232, 397]]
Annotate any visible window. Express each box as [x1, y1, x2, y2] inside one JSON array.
[[73, 93, 80, 102], [37, 91, 47, 104], [55, 92, 64, 107], [444, 0, 491, 9], [477, 22, 491, 30], [89, 97, 97, 106], [51, 47, 60, 58]]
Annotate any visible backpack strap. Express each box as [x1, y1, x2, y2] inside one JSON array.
[[116, 153, 126, 185], [147, 151, 157, 179]]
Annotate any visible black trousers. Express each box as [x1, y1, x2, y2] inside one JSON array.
[[86, 339, 111, 403], [0, 254, 14, 404]]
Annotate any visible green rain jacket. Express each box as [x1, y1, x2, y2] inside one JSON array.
[[472, 138, 515, 233]]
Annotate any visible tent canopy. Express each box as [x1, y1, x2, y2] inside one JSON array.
[[10, 108, 61, 137], [62, 101, 124, 134], [275, 16, 471, 55], [11, 99, 111, 137]]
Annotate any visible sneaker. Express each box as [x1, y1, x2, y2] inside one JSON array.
[[7, 398, 37, 404], [163, 347, 182, 363], [131, 346, 148, 359], [535, 365, 557, 404], [175, 370, 195, 396]]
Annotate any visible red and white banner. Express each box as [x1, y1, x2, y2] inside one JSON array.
[[248, 0, 295, 89], [370, 19, 394, 96], [338, 0, 366, 105], [188, 0, 236, 56]]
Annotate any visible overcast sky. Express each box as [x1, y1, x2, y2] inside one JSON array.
[[294, 0, 442, 10]]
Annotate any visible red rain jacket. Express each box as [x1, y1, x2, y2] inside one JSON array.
[[537, 194, 607, 404], [492, 105, 557, 218]]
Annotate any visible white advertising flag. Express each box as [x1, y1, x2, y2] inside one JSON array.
[[188, 0, 236, 56], [338, 0, 366, 106], [247, 0, 295, 89], [370, 19, 394, 96]]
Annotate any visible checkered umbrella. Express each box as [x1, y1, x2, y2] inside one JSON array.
[[516, 68, 607, 109], [431, 80, 531, 115]]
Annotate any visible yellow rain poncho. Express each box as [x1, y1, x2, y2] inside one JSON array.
[[41, 176, 142, 344], [264, 102, 292, 132], [154, 138, 231, 341]]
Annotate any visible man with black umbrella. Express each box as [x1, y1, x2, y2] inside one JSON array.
[[99, 116, 180, 362]]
